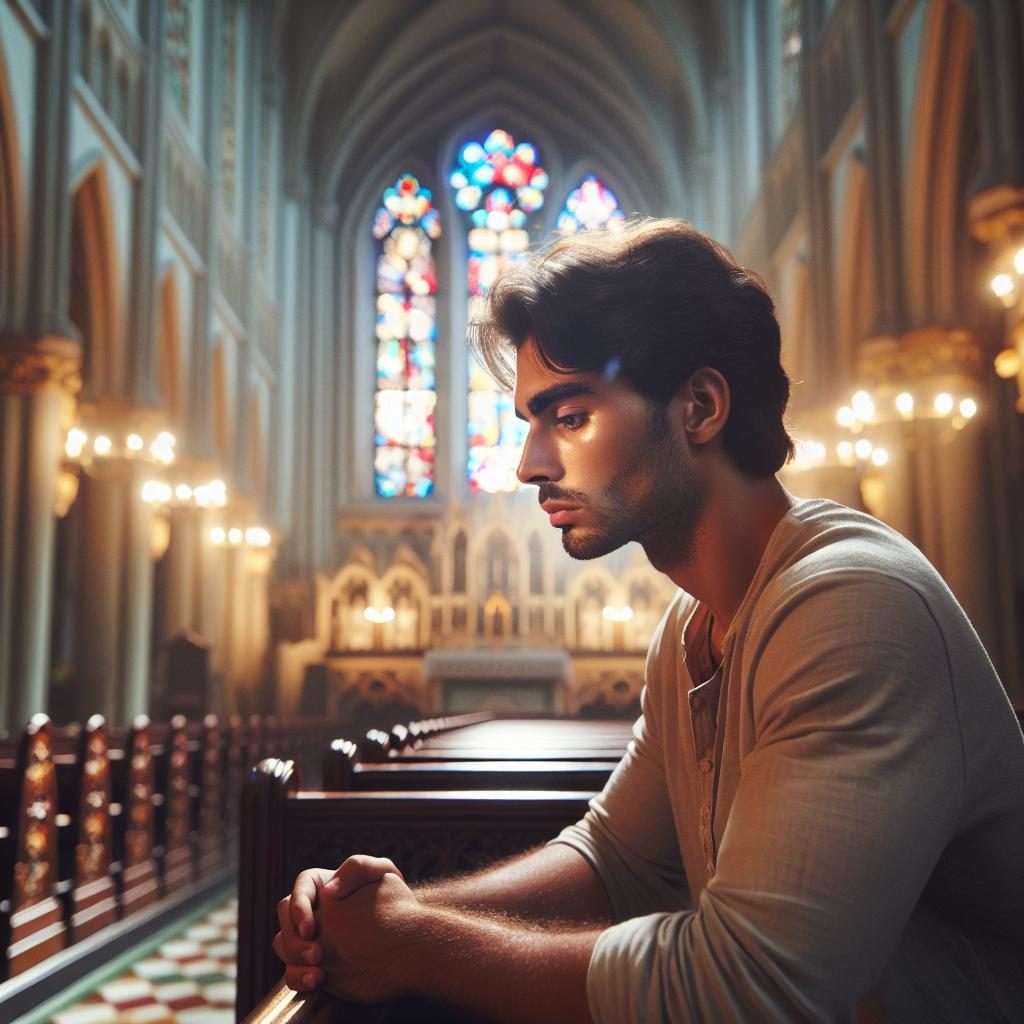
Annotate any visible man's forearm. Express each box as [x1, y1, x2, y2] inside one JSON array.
[[413, 842, 613, 925], [404, 904, 600, 1024]]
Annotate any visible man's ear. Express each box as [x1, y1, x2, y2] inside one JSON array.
[[677, 368, 730, 445]]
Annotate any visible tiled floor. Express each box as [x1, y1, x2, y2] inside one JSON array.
[[48, 899, 238, 1024]]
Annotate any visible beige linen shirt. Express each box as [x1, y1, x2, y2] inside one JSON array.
[[555, 499, 1024, 1022]]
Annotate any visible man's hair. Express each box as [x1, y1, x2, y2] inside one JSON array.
[[469, 218, 794, 478]]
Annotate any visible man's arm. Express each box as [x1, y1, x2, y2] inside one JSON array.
[[414, 841, 613, 921], [313, 871, 601, 1023], [273, 842, 612, 993]]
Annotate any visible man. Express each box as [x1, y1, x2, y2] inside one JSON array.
[[274, 220, 1024, 1021]]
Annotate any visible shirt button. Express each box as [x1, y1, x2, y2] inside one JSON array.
[[700, 805, 710, 822], [691, 696, 703, 710], [698, 757, 712, 773]]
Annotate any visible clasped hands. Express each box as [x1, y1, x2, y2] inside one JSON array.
[[273, 854, 424, 1003]]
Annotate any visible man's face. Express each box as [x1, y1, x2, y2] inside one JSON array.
[[513, 338, 705, 563]]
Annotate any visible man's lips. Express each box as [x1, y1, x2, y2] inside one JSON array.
[[541, 502, 580, 527]]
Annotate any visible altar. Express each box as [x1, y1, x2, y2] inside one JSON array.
[[422, 648, 573, 713]]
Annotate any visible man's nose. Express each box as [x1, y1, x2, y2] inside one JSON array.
[[516, 429, 562, 485]]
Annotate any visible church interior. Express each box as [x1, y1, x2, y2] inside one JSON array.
[[1, 0, 1022, 1021]]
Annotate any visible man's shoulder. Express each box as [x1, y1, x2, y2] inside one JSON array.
[[771, 499, 935, 586]]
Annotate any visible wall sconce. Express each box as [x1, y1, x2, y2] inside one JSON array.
[[787, 436, 887, 473], [209, 524, 273, 548], [65, 426, 176, 470], [989, 246, 1024, 308], [836, 387, 978, 433], [364, 606, 396, 624]]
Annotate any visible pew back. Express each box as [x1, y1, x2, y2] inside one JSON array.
[[0, 715, 66, 979], [236, 758, 594, 1019]]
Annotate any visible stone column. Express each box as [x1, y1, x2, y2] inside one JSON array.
[[161, 506, 198, 641], [222, 543, 249, 712], [856, 329, 1020, 699], [75, 471, 127, 721], [120, 465, 155, 720], [856, 0, 908, 337], [0, 339, 81, 731]]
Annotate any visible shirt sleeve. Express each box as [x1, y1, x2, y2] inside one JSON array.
[[551, 599, 692, 923], [586, 570, 966, 1022]]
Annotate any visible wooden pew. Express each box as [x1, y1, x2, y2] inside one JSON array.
[[323, 738, 618, 793], [0, 715, 66, 979], [52, 715, 119, 942], [236, 757, 594, 1020], [194, 715, 226, 877], [151, 715, 194, 895], [108, 715, 161, 914], [369, 717, 633, 764]]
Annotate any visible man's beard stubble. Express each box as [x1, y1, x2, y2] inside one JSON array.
[[549, 406, 706, 566]]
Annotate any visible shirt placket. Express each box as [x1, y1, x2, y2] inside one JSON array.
[[688, 681, 720, 877]]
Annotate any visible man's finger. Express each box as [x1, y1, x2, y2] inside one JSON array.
[[289, 868, 333, 940], [284, 964, 324, 992], [324, 855, 404, 900]]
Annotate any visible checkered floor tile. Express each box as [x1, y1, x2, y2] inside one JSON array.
[[49, 899, 238, 1024]]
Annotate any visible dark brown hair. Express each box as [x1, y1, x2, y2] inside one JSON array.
[[469, 218, 794, 477]]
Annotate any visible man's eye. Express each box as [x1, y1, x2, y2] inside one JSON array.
[[557, 412, 586, 430]]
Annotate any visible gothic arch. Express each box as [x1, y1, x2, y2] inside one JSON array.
[[379, 561, 431, 649], [0, 36, 23, 326], [69, 161, 118, 395], [328, 560, 376, 652], [904, 0, 976, 325], [567, 566, 617, 651]]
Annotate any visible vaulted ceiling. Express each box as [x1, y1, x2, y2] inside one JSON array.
[[270, 0, 727, 220]]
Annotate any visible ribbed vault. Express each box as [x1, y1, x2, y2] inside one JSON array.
[[273, 0, 725, 218]]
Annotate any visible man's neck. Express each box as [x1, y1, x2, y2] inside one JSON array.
[[647, 471, 796, 646]]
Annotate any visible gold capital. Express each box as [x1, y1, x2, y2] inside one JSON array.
[[0, 336, 82, 396]]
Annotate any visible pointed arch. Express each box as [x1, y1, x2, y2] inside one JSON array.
[[567, 566, 617, 650], [69, 162, 118, 395]]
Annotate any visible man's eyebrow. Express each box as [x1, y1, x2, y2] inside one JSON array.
[[515, 382, 597, 421]]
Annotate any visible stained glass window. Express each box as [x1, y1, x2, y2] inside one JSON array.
[[557, 175, 625, 234], [373, 175, 441, 497], [450, 129, 548, 493]]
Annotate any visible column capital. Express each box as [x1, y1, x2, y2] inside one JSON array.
[[0, 334, 82, 396], [857, 327, 988, 387], [968, 185, 1024, 245]]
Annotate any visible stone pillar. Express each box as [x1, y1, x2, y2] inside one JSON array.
[[121, 465, 155, 719], [856, 329, 1020, 699], [161, 507, 198, 641], [856, 0, 907, 337], [222, 544, 249, 711], [0, 339, 81, 731], [75, 472, 127, 721]]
